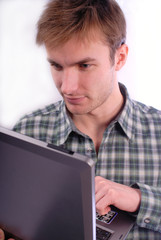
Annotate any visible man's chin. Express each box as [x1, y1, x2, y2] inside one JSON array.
[[65, 104, 88, 116]]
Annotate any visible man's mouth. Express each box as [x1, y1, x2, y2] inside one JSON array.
[[64, 95, 85, 105]]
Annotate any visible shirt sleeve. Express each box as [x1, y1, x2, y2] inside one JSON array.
[[132, 182, 161, 233]]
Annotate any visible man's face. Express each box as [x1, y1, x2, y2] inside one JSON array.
[[46, 37, 122, 116]]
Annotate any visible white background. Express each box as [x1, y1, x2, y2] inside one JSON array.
[[1, 0, 161, 128]]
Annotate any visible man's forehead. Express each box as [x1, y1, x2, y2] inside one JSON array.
[[45, 38, 109, 66]]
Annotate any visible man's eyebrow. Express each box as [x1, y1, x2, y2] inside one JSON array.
[[75, 57, 97, 64], [47, 58, 61, 65], [47, 57, 96, 66]]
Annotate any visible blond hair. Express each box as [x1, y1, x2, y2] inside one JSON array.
[[36, 0, 126, 63]]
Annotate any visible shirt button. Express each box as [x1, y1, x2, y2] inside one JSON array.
[[87, 147, 92, 153], [144, 218, 151, 224]]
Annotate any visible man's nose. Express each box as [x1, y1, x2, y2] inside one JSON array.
[[61, 69, 79, 95]]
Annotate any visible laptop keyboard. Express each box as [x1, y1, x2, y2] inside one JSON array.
[[96, 210, 118, 239], [96, 210, 117, 224], [96, 227, 112, 240]]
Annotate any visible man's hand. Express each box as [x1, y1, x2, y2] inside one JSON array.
[[0, 229, 15, 240], [95, 176, 141, 215]]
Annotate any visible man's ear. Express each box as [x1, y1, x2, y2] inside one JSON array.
[[115, 44, 128, 71]]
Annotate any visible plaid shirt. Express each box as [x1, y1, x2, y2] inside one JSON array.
[[13, 84, 161, 239]]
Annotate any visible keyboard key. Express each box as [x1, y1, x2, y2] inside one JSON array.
[[96, 210, 117, 224], [96, 227, 112, 240]]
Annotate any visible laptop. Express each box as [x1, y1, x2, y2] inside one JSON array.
[[0, 126, 135, 240]]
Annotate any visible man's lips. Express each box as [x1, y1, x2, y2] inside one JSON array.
[[64, 95, 85, 104]]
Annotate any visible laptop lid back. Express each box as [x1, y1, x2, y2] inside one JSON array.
[[0, 127, 96, 240]]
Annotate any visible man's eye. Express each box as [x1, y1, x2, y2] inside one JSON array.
[[79, 63, 90, 70], [50, 63, 63, 71]]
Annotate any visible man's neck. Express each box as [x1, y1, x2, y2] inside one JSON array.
[[70, 85, 125, 153]]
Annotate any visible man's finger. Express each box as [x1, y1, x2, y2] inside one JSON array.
[[0, 229, 5, 240]]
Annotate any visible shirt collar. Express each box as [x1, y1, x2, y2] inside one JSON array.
[[55, 101, 73, 145], [117, 83, 136, 140], [58, 83, 136, 145]]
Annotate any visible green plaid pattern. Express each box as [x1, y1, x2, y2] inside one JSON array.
[[13, 84, 161, 239]]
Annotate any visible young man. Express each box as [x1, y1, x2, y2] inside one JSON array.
[[1, 0, 161, 239]]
